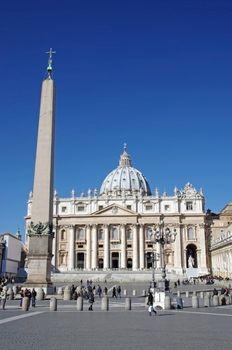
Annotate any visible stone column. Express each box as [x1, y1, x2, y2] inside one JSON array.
[[139, 224, 144, 269], [68, 225, 75, 270], [173, 225, 182, 270], [104, 225, 109, 269], [91, 224, 97, 269], [132, 224, 138, 270], [198, 224, 207, 271], [86, 225, 91, 270], [120, 224, 126, 269]]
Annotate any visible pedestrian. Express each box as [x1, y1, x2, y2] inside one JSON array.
[[19, 289, 24, 307], [88, 291, 95, 311], [147, 291, 157, 316], [112, 287, 117, 298], [104, 286, 108, 295], [117, 285, 121, 298], [24, 288, 32, 307], [31, 288, 37, 307], [1, 287, 8, 310], [96, 285, 102, 298]]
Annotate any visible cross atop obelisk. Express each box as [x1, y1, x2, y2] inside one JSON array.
[[46, 48, 56, 79]]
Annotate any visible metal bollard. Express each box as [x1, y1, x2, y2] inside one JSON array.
[[185, 291, 189, 298], [123, 289, 127, 296], [50, 297, 57, 311], [76, 297, 83, 311], [177, 290, 181, 297], [22, 297, 30, 311], [192, 295, 199, 308], [63, 286, 71, 300], [164, 295, 171, 310], [200, 291, 204, 299], [132, 290, 136, 296], [101, 296, 109, 311], [142, 290, 146, 296], [212, 295, 219, 306], [125, 297, 131, 310]]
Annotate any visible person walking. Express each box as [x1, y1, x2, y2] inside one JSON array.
[[88, 291, 95, 311], [112, 287, 117, 298], [117, 285, 121, 298], [19, 289, 24, 307], [24, 288, 32, 308], [31, 288, 37, 307], [1, 287, 8, 310], [147, 291, 157, 316]]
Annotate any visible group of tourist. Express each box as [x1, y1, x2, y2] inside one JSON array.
[[111, 285, 121, 298], [18, 288, 37, 308]]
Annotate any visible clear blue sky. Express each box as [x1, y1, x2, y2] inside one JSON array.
[[1, 0, 232, 238]]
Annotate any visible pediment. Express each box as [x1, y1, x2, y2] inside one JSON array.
[[220, 203, 232, 216], [91, 204, 137, 216]]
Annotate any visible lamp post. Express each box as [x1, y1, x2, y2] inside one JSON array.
[[146, 250, 160, 290], [151, 214, 177, 292]]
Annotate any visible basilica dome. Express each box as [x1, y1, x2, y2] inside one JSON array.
[[100, 146, 151, 196]]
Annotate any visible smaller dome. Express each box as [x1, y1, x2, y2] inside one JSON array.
[[100, 145, 151, 196]]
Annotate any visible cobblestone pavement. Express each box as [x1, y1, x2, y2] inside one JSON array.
[[1, 299, 232, 350]]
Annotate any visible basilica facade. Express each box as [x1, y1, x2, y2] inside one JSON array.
[[25, 146, 209, 277]]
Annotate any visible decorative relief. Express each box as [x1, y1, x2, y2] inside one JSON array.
[[112, 206, 118, 214], [181, 182, 202, 199], [28, 221, 53, 236]]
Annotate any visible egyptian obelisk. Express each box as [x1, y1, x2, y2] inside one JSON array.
[[26, 49, 56, 289]]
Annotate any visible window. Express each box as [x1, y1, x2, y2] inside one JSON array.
[[61, 206, 67, 213], [77, 228, 85, 240], [145, 226, 153, 240], [187, 227, 195, 240], [164, 205, 170, 211], [145, 204, 152, 211], [127, 205, 132, 210], [98, 229, 104, 240], [186, 202, 193, 211], [77, 206, 85, 212], [126, 229, 132, 240], [99, 205, 103, 210], [111, 227, 119, 240]]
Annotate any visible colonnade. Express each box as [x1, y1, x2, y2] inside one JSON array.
[[63, 223, 182, 271]]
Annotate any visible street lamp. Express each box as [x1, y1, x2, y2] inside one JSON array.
[[146, 250, 159, 290], [151, 214, 177, 292]]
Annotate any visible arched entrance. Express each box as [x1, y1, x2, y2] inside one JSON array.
[[127, 258, 132, 269], [76, 252, 84, 269], [111, 252, 119, 269], [186, 244, 197, 268], [98, 258, 103, 269]]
